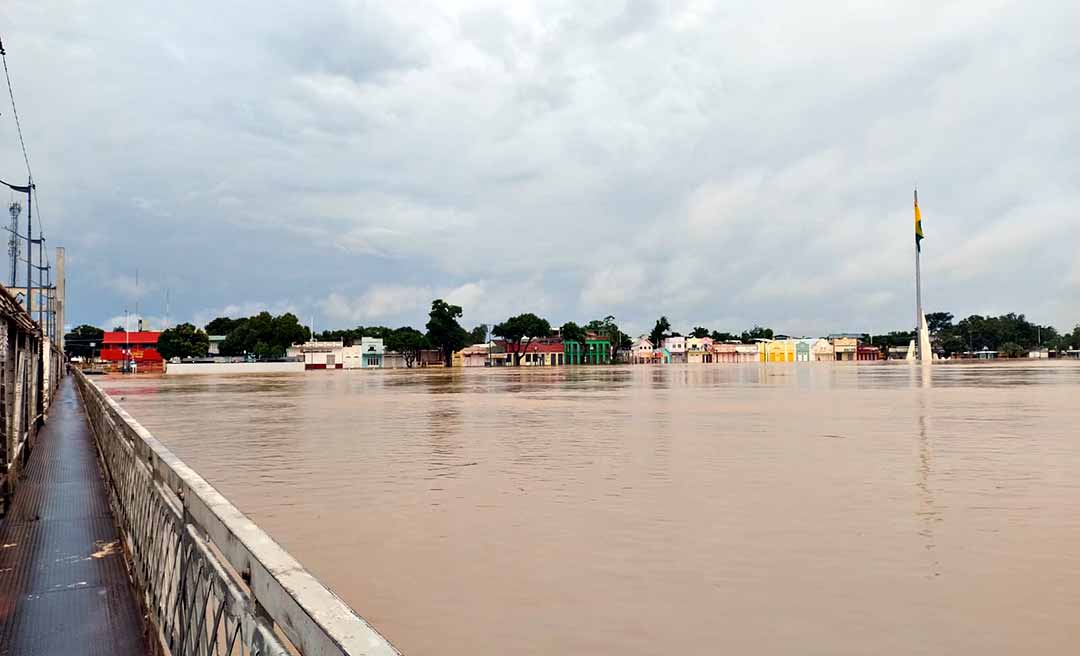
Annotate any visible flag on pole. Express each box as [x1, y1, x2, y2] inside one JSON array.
[[914, 190, 924, 251]]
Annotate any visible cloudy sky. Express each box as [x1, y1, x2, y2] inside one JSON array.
[[2, 0, 1077, 337]]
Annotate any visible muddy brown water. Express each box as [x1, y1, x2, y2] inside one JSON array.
[[98, 362, 1080, 655]]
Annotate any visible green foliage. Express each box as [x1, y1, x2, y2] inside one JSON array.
[[649, 316, 671, 347], [386, 326, 430, 368], [493, 313, 552, 365], [740, 325, 773, 343], [112, 325, 125, 332], [582, 315, 628, 357], [867, 331, 916, 349], [219, 312, 310, 359], [710, 330, 737, 342], [998, 342, 1026, 358], [936, 313, 1057, 355], [925, 312, 954, 336], [204, 316, 244, 336], [560, 321, 586, 344], [426, 299, 469, 367], [157, 323, 210, 360], [690, 326, 710, 339], [468, 324, 489, 346], [63, 324, 104, 359]]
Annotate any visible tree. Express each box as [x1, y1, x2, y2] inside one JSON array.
[[741, 325, 773, 343], [112, 325, 125, 332], [468, 324, 489, 346], [63, 324, 104, 359], [584, 315, 625, 361], [925, 312, 954, 336], [204, 316, 243, 336], [999, 342, 1025, 358], [690, 326, 710, 339], [493, 313, 551, 366], [649, 316, 671, 347], [157, 323, 210, 360], [219, 311, 310, 359], [560, 321, 586, 344], [386, 327, 430, 368], [426, 299, 468, 367], [710, 330, 737, 342]]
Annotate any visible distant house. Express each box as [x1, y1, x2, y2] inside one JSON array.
[[830, 336, 860, 361], [856, 345, 880, 361], [630, 336, 654, 364], [763, 339, 796, 363], [360, 337, 385, 368], [289, 340, 344, 369], [735, 344, 759, 362], [453, 344, 490, 367], [686, 337, 714, 363], [713, 342, 738, 363], [577, 333, 612, 364], [795, 339, 813, 362], [812, 339, 835, 361], [662, 336, 686, 364], [100, 331, 164, 371]]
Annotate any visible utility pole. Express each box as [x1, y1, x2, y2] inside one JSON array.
[[8, 201, 19, 287], [26, 177, 32, 316]]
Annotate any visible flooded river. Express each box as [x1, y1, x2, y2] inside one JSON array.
[[98, 362, 1080, 655]]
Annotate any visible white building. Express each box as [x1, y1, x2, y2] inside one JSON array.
[[288, 340, 344, 369], [662, 335, 687, 363]]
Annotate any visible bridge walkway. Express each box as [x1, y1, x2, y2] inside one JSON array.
[[0, 375, 146, 655]]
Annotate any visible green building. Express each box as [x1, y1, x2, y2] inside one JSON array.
[[563, 337, 612, 364]]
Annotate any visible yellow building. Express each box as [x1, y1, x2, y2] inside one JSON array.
[[761, 339, 796, 362]]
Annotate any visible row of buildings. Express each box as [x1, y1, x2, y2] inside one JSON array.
[[87, 328, 1080, 372], [291, 335, 616, 369], [630, 334, 883, 364]]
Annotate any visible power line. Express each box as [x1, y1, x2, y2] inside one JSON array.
[[0, 36, 33, 181]]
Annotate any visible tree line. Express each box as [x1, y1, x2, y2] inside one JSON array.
[[62, 305, 1080, 364]]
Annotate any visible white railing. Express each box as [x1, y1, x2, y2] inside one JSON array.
[[75, 369, 401, 656]]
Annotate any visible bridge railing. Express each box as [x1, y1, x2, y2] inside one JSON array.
[[74, 369, 401, 656]]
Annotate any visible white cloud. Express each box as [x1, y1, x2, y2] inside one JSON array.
[[8, 0, 1080, 333], [319, 286, 433, 323]]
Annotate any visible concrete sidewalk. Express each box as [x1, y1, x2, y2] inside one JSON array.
[[0, 375, 146, 655]]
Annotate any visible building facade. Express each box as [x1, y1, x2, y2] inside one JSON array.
[[100, 331, 164, 371], [662, 336, 686, 364], [630, 336, 654, 364], [359, 337, 385, 368], [831, 337, 859, 361], [686, 337, 714, 363]]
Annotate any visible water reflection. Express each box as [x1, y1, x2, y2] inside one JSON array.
[[97, 362, 1080, 656]]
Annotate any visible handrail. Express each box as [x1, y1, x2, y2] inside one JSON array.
[[74, 368, 401, 656]]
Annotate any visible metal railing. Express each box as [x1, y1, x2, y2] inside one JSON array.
[[74, 369, 401, 656]]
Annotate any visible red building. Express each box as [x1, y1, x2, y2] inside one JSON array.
[[856, 345, 881, 361], [100, 331, 164, 370]]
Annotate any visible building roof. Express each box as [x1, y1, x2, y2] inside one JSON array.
[[102, 331, 160, 345]]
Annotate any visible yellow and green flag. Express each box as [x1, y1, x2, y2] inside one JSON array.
[[914, 190, 924, 251]]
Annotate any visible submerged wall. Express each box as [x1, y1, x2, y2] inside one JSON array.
[[165, 361, 305, 375]]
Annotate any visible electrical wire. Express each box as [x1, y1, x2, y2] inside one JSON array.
[[0, 36, 32, 181]]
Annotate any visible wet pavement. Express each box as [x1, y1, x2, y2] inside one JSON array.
[[0, 375, 146, 655]]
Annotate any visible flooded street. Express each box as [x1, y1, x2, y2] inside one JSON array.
[[98, 363, 1080, 655]]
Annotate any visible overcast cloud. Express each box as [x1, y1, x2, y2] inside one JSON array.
[[2, 0, 1077, 337]]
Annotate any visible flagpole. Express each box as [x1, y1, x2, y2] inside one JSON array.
[[914, 188, 923, 362]]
